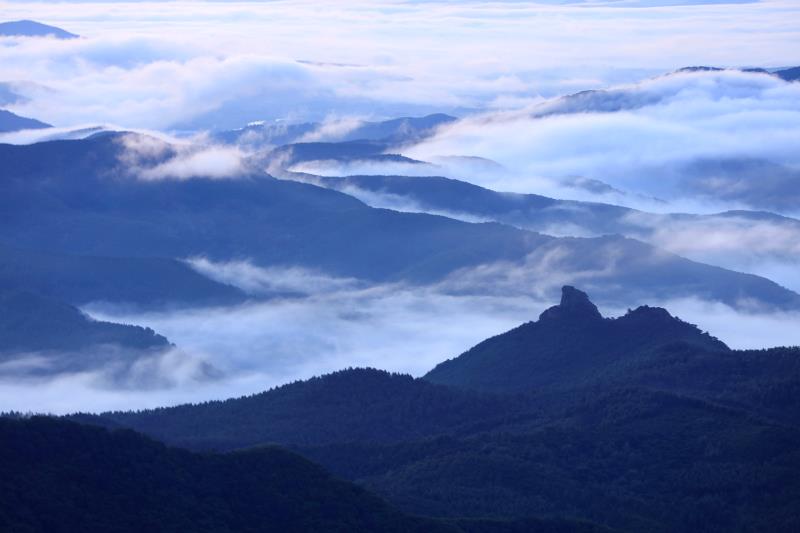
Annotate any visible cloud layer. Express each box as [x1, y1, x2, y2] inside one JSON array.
[[1, 260, 798, 414], [1, 0, 799, 130], [404, 69, 800, 213]]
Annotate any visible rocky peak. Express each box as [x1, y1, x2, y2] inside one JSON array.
[[538, 286, 603, 322]]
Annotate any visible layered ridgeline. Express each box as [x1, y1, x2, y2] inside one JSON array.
[[301, 172, 800, 267], [267, 68, 800, 251], [92, 287, 800, 532], [0, 416, 610, 533], [1, 134, 799, 311]]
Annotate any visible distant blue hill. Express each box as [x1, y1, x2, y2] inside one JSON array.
[[0, 20, 78, 39], [0, 109, 51, 133]]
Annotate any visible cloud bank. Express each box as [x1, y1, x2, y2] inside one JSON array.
[[1, 0, 798, 130], [117, 132, 252, 180], [0, 260, 797, 414], [404, 69, 800, 213]]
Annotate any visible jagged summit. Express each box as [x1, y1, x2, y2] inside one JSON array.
[[539, 285, 602, 322], [424, 287, 728, 393], [620, 304, 675, 323]]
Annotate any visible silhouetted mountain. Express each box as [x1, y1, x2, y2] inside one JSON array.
[[83, 288, 800, 531], [3, 135, 798, 310], [423, 287, 800, 421], [424, 286, 728, 393], [100, 368, 529, 450], [0, 109, 51, 133], [0, 20, 78, 39], [0, 416, 455, 533], [95, 288, 800, 440]]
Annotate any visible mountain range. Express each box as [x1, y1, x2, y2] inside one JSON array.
[[3, 133, 796, 309], [3, 128, 800, 379], [281, 169, 800, 287], [65, 287, 800, 532], [2, 12, 799, 531]]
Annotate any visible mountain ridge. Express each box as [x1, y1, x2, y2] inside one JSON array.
[[424, 285, 730, 393]]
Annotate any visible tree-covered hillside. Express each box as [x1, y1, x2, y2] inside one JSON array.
[[0, 416, 610, 533]]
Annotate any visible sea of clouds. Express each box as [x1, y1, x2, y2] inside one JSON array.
[[1, 0, 798, 129], [1, 0, 800, 413]]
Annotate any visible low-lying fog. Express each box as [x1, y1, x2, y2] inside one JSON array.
[[3, 263, 799, 414]]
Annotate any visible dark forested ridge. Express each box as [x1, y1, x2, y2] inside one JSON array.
[[300, 389, 800, 532], [0, 416, 610, 533], [0, 416, 445, 533], [98, 368, 534, 450], [92, 287, 800, 532]]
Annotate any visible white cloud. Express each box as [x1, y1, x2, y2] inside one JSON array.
[[403, 70, 800, 213], [296, 115, 365, 142], [0, 1, 798, 130], [186, 257, 364, 295], [624, 212, 800, 292], [117, 132, 250, 180]]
